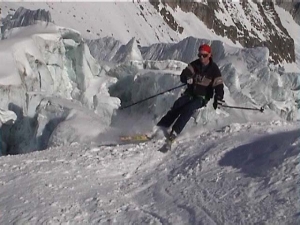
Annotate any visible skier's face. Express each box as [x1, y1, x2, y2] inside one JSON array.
[[198, 51, 210, 65]]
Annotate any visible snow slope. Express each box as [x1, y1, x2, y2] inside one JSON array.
[[0, 121, 299, 224], [1, 1, 240, 47]]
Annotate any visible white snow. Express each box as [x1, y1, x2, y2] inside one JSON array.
[[216, 1, 267, 41], [162, 4, 242, 48], [1, 1, 244, 48], [0, 109, 17, 126], [275, 5, 300, 71], [0, 2, 299, 224], [0, 121, 299, 224], [214, 1, 236, 27]]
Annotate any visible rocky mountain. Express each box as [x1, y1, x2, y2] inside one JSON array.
[[150, 0, 295, 64], [0, 1, 298, 65]]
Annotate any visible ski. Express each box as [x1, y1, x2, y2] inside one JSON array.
[[119, 134, 151, 142], [97, 133, 175, 153], [96, 134, 152, 147]]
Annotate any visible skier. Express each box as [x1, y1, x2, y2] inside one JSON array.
[[156, 44, 224, 143]]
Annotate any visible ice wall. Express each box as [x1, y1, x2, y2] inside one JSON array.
[[131, 37, 298, 122], [104, 37, 298, 136], [0, 23, 119, 155]]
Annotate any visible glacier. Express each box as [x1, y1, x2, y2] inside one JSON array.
[[0, 15, 299, 156], [0, 22, 119, 155], [96, 36, 298, 123]]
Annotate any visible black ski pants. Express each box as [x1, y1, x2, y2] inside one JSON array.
[[157, 94, 205, 135]]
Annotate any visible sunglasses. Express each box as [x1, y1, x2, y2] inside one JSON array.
[[198, 53, 209, 58]]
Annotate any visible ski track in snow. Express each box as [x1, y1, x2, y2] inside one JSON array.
[[0, 122, 299, 224]]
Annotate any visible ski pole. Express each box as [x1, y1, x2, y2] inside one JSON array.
[[120, 83, 186, 110], [219, 104, 264, 113]]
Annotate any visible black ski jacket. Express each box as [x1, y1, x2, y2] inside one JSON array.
[[180, 58, 224, 101]]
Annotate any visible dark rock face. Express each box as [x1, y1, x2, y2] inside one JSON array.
[[150, 0, 295, 64], [1, 7, 52, 38], [149, 0, 184, 34]]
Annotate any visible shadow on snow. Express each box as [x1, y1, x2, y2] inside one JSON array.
[[219, 129, 300, 178]]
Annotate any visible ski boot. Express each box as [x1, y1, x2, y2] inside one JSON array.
[[159, 130, 177, 153]]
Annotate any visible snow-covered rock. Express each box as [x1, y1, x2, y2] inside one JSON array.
[[152, 0, 295, 64], [1, 7, 51, 39]]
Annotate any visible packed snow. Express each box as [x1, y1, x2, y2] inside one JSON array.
[[0, 2, 299, 225], [0, 121, 299, 224]]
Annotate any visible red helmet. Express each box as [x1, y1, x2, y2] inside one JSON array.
[[199, 44, 211, 53]]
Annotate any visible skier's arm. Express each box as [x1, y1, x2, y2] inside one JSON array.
[[180, 64, 195, 84]]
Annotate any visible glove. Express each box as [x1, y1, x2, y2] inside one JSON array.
[[187, 78, 193, 85], [213, 96, 225, 110]]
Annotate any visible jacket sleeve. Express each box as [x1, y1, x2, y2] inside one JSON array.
[[180, 64, 195, 84], [212, 65, 224, 100]]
